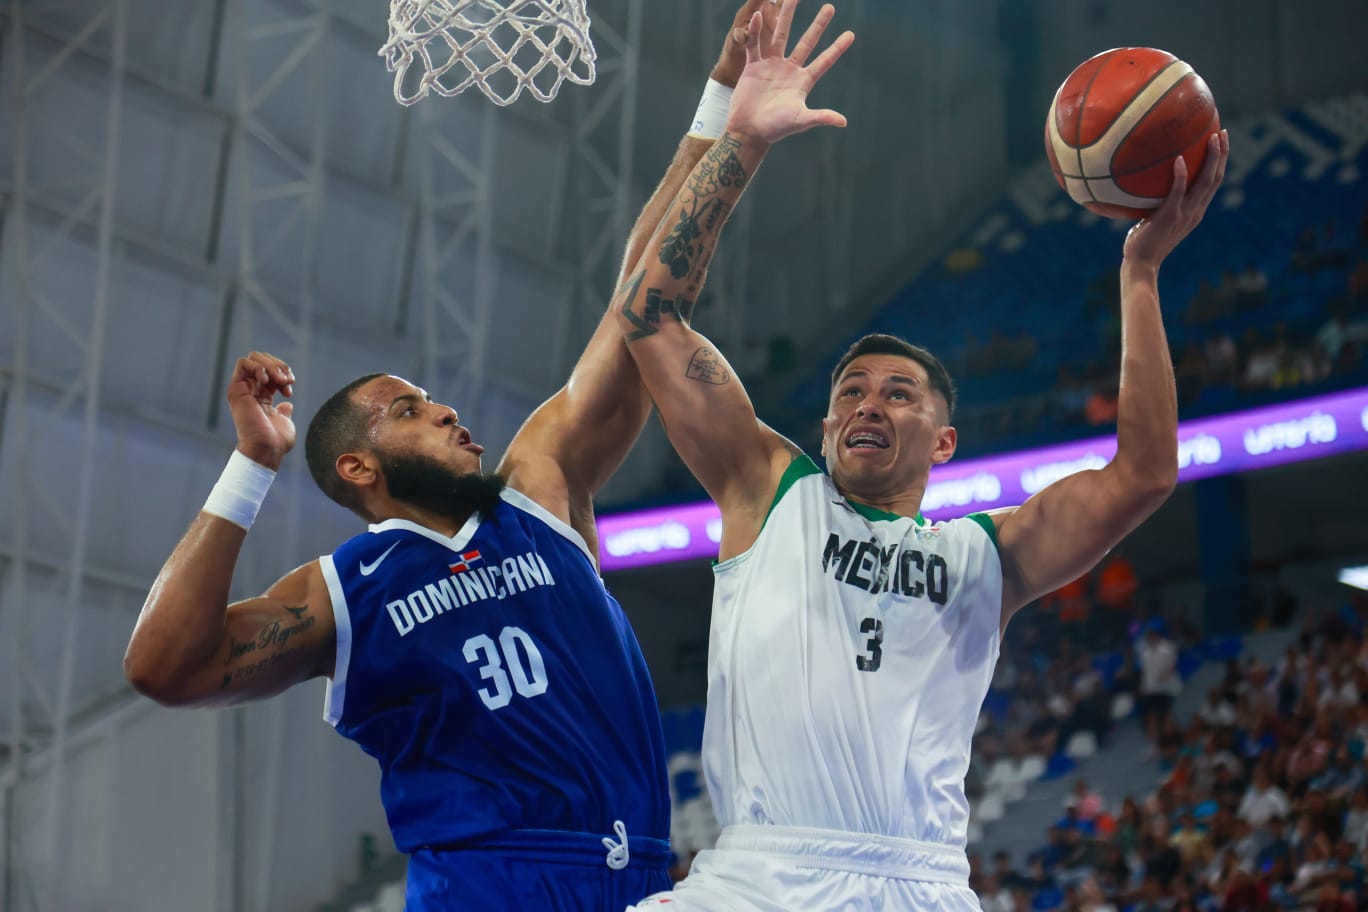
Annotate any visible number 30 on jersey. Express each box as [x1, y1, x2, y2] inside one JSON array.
[[462, 626, 549, 710]]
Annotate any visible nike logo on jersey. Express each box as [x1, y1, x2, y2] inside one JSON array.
[[359, 541, 401, 576]]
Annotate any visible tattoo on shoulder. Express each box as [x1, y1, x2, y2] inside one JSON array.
[[685, 347, 730, 386]]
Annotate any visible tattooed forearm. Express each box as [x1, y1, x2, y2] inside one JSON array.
[[686, 135, 746, 198], [621, 133, 751, 342], [660, 197, 729, 280]]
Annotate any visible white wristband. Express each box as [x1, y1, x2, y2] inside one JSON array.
[[689, 78, 734, 140], [203, 450, 276, 530]]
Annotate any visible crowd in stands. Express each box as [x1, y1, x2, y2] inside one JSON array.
[[957, 202, 1368, 452], [973, 589, 1368, 912]]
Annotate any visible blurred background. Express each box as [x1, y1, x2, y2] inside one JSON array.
[[0, 0, 1366, 909]]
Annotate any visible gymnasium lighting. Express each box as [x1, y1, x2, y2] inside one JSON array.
[[1338, 566, 1368, 591]]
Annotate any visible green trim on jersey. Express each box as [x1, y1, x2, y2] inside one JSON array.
[[763, 453, 926, 528], [847, 498, 926, 527], [967, 511, 1000, 553], [762, 454, 824, 531]]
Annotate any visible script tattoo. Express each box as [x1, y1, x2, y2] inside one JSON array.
[[686, 134, 746, 197], [685, 347, 730, 386], [221, 605, 316, 688], [620, 271, 699, 342]]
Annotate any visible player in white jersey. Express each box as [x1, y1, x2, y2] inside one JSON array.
[[616, 2, 1230, 908]]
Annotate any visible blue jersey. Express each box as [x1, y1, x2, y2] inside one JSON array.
[[319, 487, 669, 854]]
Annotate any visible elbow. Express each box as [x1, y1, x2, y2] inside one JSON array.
[[123, 650, 194, 708], [1121, 459, 1178, 510]]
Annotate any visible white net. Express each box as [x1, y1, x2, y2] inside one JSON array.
[[381, 0, 597, 107]]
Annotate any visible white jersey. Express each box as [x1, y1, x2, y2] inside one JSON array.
[[703, 455, 1003, 848]]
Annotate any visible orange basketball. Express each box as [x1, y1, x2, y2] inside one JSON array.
[[1045, 47, 1220, 220]]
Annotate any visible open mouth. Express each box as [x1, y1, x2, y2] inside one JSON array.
[[455, 429, 485, 454], [845, 431, 889, 450]]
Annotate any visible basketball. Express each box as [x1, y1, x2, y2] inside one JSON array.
[[1045, 47, 1221, 220]]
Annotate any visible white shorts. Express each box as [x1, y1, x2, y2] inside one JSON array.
[[626, 825, 981, 912]]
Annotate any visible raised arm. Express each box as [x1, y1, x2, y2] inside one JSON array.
[[124, 352, 335, 707], [615, 0, 853, 556], [497, 0, 784, 547], [992, 131, 1230, 623]]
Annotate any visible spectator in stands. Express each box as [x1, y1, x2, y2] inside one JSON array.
[[1074, 876, 1118, 912], [1170, 812, 1210, 863], [1241, 764, 1292, 826], [1198, 688, 1237, 729], [1240, 327, 1280, 390], [1343, 787, 1368, 849], [1203, 328, 1240, 388], [1233, 261, 1269, 311], [1138, 625, 1182, 757], [1288, 714, 1338, 793], [1066, 779, 1106, 823], [1083, 376, 1119, 425], [976, 873, 1013, 912], [1212, 761, 1248, 815], [1096, 551, 1139, 641]]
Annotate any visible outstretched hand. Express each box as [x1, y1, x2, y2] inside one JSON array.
[[725, 0, 854, 145], [226, 351, 296, 470], [1123, 130, 1230, 269]]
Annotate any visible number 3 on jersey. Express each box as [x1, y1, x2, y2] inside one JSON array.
[[856, 617, 883, 672], [463, 626, 549, 710]]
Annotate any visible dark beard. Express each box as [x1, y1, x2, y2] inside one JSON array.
[[376, 450, 506, 523]]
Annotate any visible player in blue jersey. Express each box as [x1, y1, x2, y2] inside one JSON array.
[[121, 4, 784, 909]]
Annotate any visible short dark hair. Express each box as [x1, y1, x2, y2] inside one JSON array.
[[305, 373, 385, 515], [830, 333, 957, 420]]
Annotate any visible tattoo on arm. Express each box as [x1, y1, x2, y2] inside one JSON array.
[[685, 135, 746, 198], [686, 347, 731, 386], [622, 134, 749, 343], [221, 604, 317, 688], [620, 272, 697, 343]]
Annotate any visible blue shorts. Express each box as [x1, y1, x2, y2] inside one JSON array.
[[406, 828, 672, 911]]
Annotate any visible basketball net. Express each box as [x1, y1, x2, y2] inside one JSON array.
[[381, 0, 597, 107]]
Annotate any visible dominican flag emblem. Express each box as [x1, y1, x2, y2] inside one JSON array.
[[449, 550, 483, 573]]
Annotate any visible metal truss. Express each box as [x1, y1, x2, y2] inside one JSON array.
[[550, 0, 642, 374], [0, 2, 127, 908]]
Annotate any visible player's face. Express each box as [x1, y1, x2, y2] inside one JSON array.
[[357, 375, 485, 479], [821, 354, 955, 494]]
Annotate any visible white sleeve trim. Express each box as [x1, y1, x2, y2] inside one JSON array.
[[319, 554, 352, 727], [499, 486, 597, 568]]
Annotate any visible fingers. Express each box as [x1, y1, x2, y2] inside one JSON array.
[[232, 351, 295, 400], [788, 2, 835, 67], [798, 108, 848, 132], [804, 27, 853, 82], [744, 10, 763, 62], [770, 0, 798, 57], [1193, 130, 1229, 206]]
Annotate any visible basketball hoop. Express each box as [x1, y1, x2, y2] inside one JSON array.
[[380, 0, 598, 107]]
